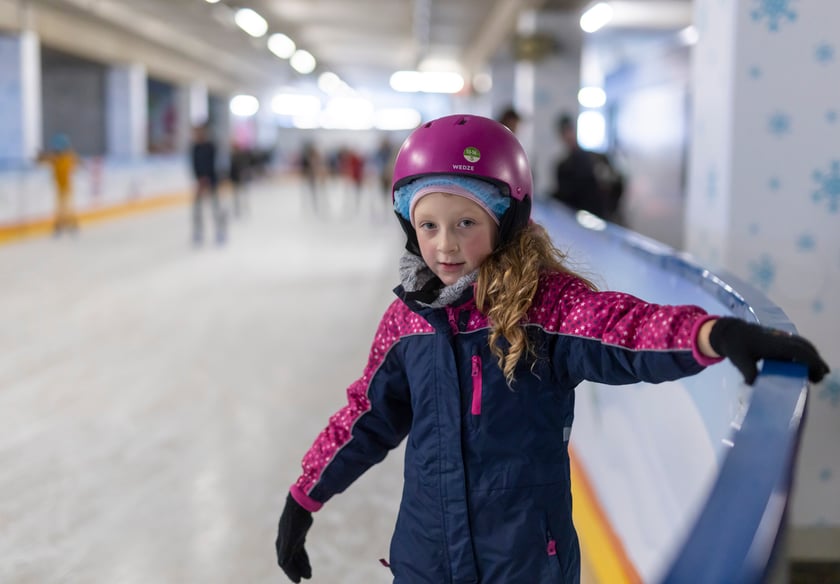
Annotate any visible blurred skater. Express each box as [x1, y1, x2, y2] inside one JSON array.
[[374, 136, 398, 216], [229, 142, 252, 218], [497, 105, 521, 133], [190, 124, 227, 245], [340, 147, 365, 213], [300, 141, 324, 216], [38, 133, 81, 237]]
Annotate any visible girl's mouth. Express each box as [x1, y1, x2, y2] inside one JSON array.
[[439, 262, 464, 272]]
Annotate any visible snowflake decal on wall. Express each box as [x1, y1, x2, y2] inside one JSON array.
[[812, 160, 840, 212], [795, 233, 815, 251], [748, 254, 776, 290], [768, 112, 791, 135], [707, 168, 718, 200], [818, 372, 840, 407], [751, 0, 798, 31], [815, 42, 835, 63]]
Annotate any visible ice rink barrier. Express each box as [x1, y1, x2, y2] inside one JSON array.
[[534, 203, 808, 584]]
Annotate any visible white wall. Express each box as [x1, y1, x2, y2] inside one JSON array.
[[687, 0, 840, 536]]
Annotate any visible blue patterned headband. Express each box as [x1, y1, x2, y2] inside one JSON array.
[[394, 175, 510, 226]]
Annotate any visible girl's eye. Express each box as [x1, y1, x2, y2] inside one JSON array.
[[458, 219, 476, 228], [418, 222, 436, 230]]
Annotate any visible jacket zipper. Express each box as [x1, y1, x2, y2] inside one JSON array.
[[471, 354, 482, 415], [447, 307, 459, 335]]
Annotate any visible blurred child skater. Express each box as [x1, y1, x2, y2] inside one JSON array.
[[38, 133, 81, 236], [275, 115, 829, 584]]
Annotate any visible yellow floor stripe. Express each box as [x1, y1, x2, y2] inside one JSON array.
[[0, 191, 190, 245], [570, 447, 642, 584]]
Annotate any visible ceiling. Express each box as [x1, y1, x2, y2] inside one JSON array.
[[23, 0, 690, 97], [31, 0, 593, 95]]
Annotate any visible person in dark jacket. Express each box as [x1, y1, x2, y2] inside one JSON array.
[[190, 124, 226, 244], [275, 115, 829, 583], [228, 141, 252, 218], [552, 113, 608, 218], [497, 105, 521, 133]]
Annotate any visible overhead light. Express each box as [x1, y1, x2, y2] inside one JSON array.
[[421, 72, 464, 93], [321, 97, 374, 129], [317, 72, 347, 95], [390, 71, 421, 93], [679, 25, 699, 46], [205, 0, 221, 3], [374, 108, 422, 130], [472, 72, 493, 94], [290, 50, 316, 74], [268, 33, 296, 59], [578, 86, 606, 108], [230, 94, 259, 117], [577, 111, 606, 150], [580, 2, 613, 33], [235, 8, 268, 38], [390, 71, 464, 94], [271, 93, 321, 117]]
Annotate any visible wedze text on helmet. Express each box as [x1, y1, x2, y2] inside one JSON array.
[[451, 164, 475, 171]]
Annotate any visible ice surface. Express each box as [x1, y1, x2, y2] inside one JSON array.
[[0, 178, 407, 583]]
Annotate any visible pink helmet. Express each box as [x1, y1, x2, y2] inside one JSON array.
[[392, 114, 533, 250], [392, 114, 532, 202]]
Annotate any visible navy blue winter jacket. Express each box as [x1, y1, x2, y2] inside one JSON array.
[[291, 272, 718, 583]]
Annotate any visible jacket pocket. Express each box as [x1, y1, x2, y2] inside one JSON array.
[[470, 353, 482, 415]]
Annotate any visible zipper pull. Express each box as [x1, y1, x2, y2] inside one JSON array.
[[547, 539, 557, 556]]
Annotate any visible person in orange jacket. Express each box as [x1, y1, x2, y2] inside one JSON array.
[[38, 134, 81, 236]]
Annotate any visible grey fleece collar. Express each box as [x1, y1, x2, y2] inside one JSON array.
[[399, 252, 477, 308]]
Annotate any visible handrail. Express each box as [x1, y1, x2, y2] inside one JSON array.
[[535, 204, 808, 584]]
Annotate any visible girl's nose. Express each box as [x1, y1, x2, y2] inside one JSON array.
[[438, 230, 458, 253]]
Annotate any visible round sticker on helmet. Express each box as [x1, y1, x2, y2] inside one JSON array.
[[463, 147, 480, 163]]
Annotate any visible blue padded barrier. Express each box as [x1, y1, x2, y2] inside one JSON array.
[[534, 203, 807, 584]]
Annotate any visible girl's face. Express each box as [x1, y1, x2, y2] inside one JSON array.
[[413, 192, 498, 286]]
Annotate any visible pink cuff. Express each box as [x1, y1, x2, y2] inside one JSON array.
[[691, 315, 725, 367], [290, 484, 324, 512]]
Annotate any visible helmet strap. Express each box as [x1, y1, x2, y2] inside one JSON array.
[[497, 197, 531, 248]]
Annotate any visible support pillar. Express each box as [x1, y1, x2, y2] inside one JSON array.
[[106, 63, 147, 159], [0, 30, 41, 164]]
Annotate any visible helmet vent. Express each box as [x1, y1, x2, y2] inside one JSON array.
[[423, 121, 433, 128], [456, 117, 468, 125]]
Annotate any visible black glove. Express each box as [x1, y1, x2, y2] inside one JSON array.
[[276, 493, 314, 582], [709, 317, 830, 385]]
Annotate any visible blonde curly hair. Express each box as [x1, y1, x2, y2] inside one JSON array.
[[475, 222, 596, 385]]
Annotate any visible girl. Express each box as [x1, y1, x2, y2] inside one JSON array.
[[275, 114, 828, 584]]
